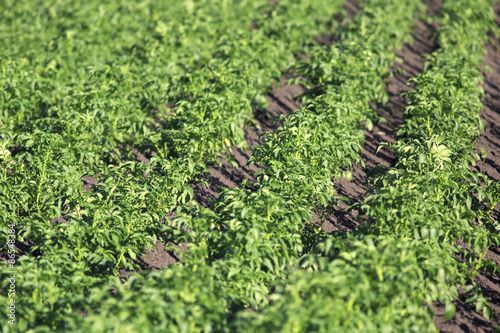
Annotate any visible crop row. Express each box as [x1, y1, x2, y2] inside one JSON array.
[[0, 0, 349, 331], [1, 0, 430, 331], [0, 0, 344, 269], [354, 0, 500, 318], [237, 0, 500, 331], [26, 0, 433, 331], [2, 0, 498, 331]]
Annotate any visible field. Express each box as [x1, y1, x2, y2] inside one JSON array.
[[1, 0, 500, 331]]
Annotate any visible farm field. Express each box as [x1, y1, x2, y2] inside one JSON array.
[[1, 0, 500, 332]]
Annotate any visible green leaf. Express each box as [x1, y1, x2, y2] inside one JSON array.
[[127, 248, 137, 261], [365, 118, 374, 131], [443, 302, 456, 321]]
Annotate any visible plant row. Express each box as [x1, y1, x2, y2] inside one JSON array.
[[23, 0, 434, 331], [236, 0, 500, 331], [0, 0, 347, 331], [0, 0, 344, 278]]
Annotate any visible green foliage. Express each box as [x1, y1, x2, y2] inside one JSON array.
[[0, 0, 348, 331], [351, 0, 500, 321], [0, 257, 233, 333], [1, 0, 499, 331], [0, 0, 345, 269], [235, 236, 458, 333]]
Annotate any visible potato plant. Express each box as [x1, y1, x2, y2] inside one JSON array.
[[169, 0, 426, 305], [0, 0, 499, 332], [0, 0, 347, 331], [240, 0, 500, 331]]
